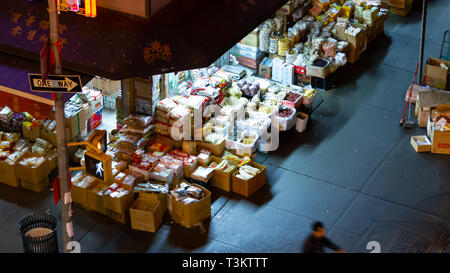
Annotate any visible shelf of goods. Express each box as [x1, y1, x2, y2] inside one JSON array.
[[235, 0, 389, 88]]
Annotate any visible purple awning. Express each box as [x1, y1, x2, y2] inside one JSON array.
[[0, 51, 93, 104], [0, 0, 286, 80]]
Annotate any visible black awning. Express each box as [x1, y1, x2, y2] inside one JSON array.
[[0, 0, 286, 80], [0, 51, 93, 104]]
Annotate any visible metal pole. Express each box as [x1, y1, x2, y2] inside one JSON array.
[[418, 0, 427, 85], [48, 0, 73, 253]]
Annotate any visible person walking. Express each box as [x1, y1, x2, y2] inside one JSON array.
[[303, 221, 346, 253]]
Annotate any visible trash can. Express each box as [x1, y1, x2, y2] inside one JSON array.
[[18, 212, 59, 253]]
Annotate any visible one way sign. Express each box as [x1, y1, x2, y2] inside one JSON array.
[[28, 74, 83, 93]]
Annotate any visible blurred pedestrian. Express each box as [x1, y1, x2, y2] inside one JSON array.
[[303, 221, 346, 253]]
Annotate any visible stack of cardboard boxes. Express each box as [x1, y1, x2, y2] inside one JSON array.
[[412, 89, 450, 155], [232, 41, 264, 70]]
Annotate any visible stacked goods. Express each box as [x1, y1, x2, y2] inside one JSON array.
[[170, 104, 192, 138], [65, 94, 92, 138], [116, 95, 125, 130], [0, 133, 28, 187], [120, 114, 154, 138], [231, 42, 264, 69], [21, 114, 43, 142], [114, 134, 140, 162], [129, 149, 159, 180], [0, 106, 13, 132], [258, 1, 389, 81], [31, 138, 52, 156], [40, 119, 57, 145]]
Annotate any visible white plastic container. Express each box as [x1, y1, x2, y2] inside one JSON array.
[[295, 112, 309, 133]]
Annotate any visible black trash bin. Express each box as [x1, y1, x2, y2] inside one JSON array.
[[18, 212, 59, 253]]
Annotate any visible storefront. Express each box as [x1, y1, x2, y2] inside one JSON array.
[[0, 0, 391, 234]]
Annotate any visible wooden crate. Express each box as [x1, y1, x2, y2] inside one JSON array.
[[232, 161, 266, 198]]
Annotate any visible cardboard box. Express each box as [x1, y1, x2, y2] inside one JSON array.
[[232, 161, 266, 198], [104, 188, 135, 214], [106, 209, 129, 224], [259, 57, 273, 79], [388, 0, 407, 8], [87, 181, 108, 215], [168, 183, 211, 228], [241, 30, 259, 48], [410, 136, 432, 153], [130, 192, 166, 232], [22, 123, 41, 142], [424, 58, 450, 90], [20, 176, 49, 192], [0, 154, 24, 187], [416, 91, 450, 127], [197, 139, 225, 156], [209, 156, 238, 192], [71, 176, 94, 209], [390, 5, 412, 16], [306, 60, 331, 79], [65, 107, 89, 139], [429, 105, 450, 154], [15, 152, 48, 185]]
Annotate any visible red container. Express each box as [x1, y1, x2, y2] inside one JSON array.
[[294, 65, 306, 75], [92, 109, 103, 129]]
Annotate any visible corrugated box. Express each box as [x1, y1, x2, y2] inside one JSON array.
[[130, 192, 166, 232], [20, 176, 49, 192], [416, 90, 450, 127], [87, 181, 108, 215], [306, 60, 331, 79], [0, 153, 24, 187], [410, 136, 431, 153], [423, 58, 450, 90], [259, 57, 273, 79], [241, 30, 259, 48], [15, 152, 48, 185], [429, 105, 450, 155], [209, 156, 238, 192], [71, 175, 96, 209], [232, 161, 266, 198], [104, 188, 135, 214], [197, 139, 225, 156], [168, 183, 211, 228]]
